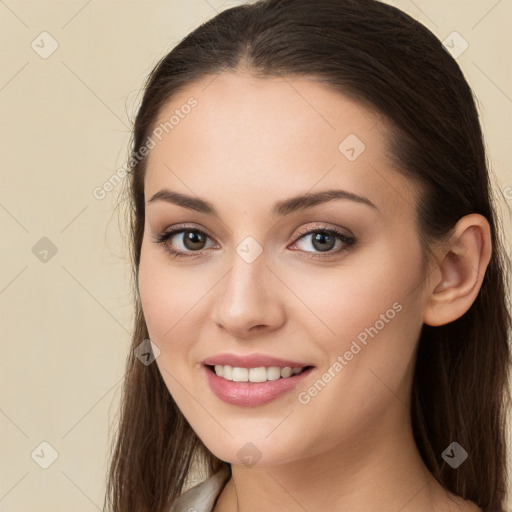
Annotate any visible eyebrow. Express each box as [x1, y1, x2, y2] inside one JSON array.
[[146, 187, 378, 217]]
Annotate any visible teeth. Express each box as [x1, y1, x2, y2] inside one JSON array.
[[213, 365, 305, 382], [232, 367, 248, 382], [281, 367, 293, 378]]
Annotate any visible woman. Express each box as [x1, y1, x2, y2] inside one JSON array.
[[104, 0, 511, 511]]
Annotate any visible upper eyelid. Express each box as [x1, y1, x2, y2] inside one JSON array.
[[294, 223, 353, 238], [161, 222, 350, 237]]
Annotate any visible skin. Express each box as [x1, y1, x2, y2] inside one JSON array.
[[138, 71, 490, 511]]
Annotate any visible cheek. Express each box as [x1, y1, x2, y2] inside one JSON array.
[[290, 238, 424, 346], [138, 251, 201, 404], [290, 235, 426, 415], [138, 245, 201, 344], [138, 258, 193, 389]]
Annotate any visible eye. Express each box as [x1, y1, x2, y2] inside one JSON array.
[[151, 225, 217, 258], [289, 224, 355, 258]]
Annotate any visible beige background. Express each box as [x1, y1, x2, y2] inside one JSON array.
[[0, 0, 510, 510]]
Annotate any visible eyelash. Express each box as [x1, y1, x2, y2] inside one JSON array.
[[151, 223, 356, 260]]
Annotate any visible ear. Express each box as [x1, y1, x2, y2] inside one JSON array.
[[423, 214, 492, 327]]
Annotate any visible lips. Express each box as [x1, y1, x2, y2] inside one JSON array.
[[202, 352, 313, 369], [203, 364, 316, 407]]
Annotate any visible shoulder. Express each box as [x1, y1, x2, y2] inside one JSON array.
[[170, 466, 230, 512]]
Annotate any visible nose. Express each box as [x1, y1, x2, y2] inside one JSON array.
[[212, 253, 286, 339]]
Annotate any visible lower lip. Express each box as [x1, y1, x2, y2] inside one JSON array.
[[203, 365, 315, 407]]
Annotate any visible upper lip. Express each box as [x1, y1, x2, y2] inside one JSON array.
[[202, 353, 313, 369]]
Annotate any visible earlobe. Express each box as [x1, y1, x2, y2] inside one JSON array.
[[423, 214, 492, 327]]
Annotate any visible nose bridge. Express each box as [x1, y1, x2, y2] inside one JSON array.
[[212, 243, 285, 336]]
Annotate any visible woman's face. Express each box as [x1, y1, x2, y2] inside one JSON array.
[[138, 71, 432, 467]]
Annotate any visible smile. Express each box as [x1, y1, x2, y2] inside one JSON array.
[[203, 364, 316, 407]]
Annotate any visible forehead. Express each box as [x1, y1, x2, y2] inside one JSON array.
[[144, 71, 418, 219]]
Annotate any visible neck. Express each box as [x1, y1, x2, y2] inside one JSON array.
[[213, 404, 464, 512]]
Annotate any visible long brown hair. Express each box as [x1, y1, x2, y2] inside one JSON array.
[[104, 0, 511, 510]]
